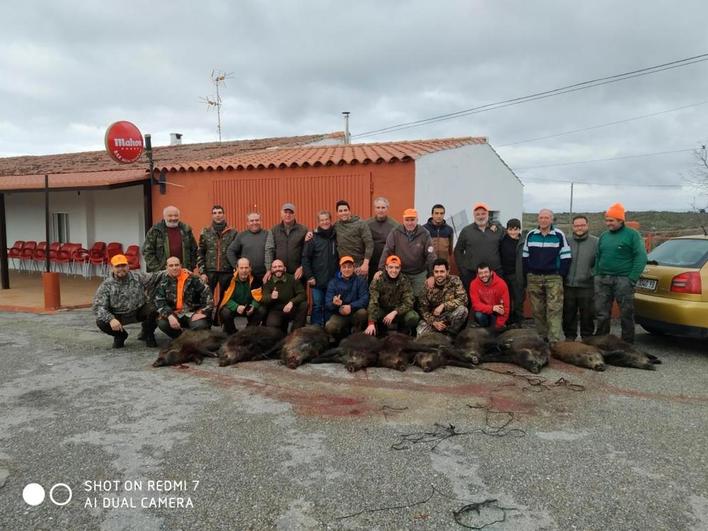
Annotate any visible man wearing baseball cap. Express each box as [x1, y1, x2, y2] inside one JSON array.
[[324, 256, 370, 341], [366, 255, 419, 336], [264, 202, 308, 282], [453, 202, 504, 292], [377, 208, 436, 299], [92, 254, 159, 348], [594, 203, 647, 343]]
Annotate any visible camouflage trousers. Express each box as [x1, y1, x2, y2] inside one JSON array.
[[595, 275, 636, 343], [417, 306, 468, 336], [526, 273, 564, 343], [324, 309, 369, 341]]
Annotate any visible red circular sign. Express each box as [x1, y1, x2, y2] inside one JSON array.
[[105, 121, 144, 163]]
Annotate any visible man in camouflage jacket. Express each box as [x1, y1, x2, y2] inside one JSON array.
[[197, 205, 238, 299], [365, 255, 419, 336], [417, 258, 469, 336], [155, 257, 213, 338], [142, 205, 199, 272], [93, 254, 161, 348]]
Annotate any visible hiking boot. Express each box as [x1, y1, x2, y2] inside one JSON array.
[[113, 330, 129, 349], [145, 334, 157, 348]]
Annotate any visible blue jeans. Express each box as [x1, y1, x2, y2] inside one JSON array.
[[310, 287, 326, 326], [474, 311, 496, 328]]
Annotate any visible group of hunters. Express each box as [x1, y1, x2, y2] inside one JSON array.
[[92, 198, 647, 350]]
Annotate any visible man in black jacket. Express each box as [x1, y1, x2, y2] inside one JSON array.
[[302, 211, 338, 326]]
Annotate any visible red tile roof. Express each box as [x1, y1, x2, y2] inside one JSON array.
[[155, 137, 487, 172], [0, 169, 148, 191], [0, 132, 344, 177]]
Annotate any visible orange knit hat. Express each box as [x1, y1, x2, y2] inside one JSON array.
[[605, 203, 626, 221]]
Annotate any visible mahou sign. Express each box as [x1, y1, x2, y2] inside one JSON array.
[[105, 121, 144, 163]]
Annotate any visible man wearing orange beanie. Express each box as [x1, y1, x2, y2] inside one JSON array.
[[593, 203, 647, 343]]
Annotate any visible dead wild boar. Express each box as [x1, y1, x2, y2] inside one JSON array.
[[152, 329, 227, 367], [550, 341, 606, 371], [280, 325, 331, 369], [218, 327, 285, 367], [583, 335, 660, 370]]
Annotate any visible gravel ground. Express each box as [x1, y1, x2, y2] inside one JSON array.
[[0, 309, 706, 530]]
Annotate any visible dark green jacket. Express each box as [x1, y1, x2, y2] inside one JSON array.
[[154, 271, 213, 318], [197, 224, 237, 274], [264, 221, 308, 274], [261, 272, 306, 311], [594, 225, 647, 282], [367, 272, 415, 322], [143, 220, 198, 273], [334, 216, 373, 265], [566, 233, 598, 288]]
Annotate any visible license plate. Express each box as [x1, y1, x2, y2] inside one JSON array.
[[636, 278, 657, 291]]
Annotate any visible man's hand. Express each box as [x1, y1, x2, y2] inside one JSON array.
[[262, 271, 272, 283], [236, 304, 246, 315], [305, 231, 314, 242], [283, 301, 294, 314], [200, 273, 208, 283], [492, 304, 505, 315], [192, 311, 206, 321], [433, 303, 445, 317], [373, 270, 383, 281], [294, 266, 303, 280], [383, 310, 398, 326], [246, 306, 255, 316], [109, 318, 123, 332], [356, 260, 369, 276], [307, 277, 316, 287], [332, 294, 343, 307], [425, 277, 435, 289], [433, 321, 447, 332], [364, 324, 376, 336], [339, 304, 352, 316], [168, 314, 181, 330]]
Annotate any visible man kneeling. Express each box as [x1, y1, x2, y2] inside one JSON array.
[[261, 259, 307, 332], [417, 258, 469, 336], [93, 254, 159, 348], [365, 255, 419, 336], [218, 258, 265, 334], [324, 256, 369, 341], [469, 262, 510, 330], [155, 256, 213, 338]]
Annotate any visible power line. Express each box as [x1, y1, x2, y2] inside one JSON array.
[[497, 100, 708, 147], [515, 147, 696, 171], [351, 53, 708, 139], [522, 177, 684, 188]]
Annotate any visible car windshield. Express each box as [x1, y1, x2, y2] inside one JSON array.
[[648, 239, 708, 268]]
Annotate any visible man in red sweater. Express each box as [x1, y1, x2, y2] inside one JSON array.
[[469, 262, 510, 329]]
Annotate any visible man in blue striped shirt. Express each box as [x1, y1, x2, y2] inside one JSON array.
[[522, 209, 572, 343]]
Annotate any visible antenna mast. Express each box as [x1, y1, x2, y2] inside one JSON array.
[[200, 70, 233, 142]]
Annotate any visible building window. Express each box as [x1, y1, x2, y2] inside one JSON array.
[[51, 213, 70, 243]]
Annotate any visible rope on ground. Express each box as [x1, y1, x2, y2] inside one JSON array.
[[466, 404, 527, 438], [334, 484, 519, 529], [479, 366, 585, 392]]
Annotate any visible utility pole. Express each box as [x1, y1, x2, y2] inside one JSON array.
[[569, 181, 574, 222]]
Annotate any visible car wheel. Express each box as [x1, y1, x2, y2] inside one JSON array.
[[641, 324, 665, 336]]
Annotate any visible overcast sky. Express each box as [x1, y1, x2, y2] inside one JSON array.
[[1, 0, 707, 212]]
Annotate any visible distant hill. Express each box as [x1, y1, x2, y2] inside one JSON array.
[[521, 211, 708, 238]]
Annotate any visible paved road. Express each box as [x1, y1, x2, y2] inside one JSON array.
[[0, 310, 706, 530]]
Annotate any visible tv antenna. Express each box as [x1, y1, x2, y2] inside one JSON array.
[[200, 70, 233, 142]]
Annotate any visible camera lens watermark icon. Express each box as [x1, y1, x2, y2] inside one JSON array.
[[23, 483, 73, 506], [22, 483, 45, 506]]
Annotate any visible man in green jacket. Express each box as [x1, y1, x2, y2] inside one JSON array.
[[594, 203, 647, 343], [334, 199, 374, 278], [143, 205, 198, 272], [365, 255, 419, 336], [261, 259, 308, 332], [198, 205, 237, 298]]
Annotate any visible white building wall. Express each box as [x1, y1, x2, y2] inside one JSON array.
[[5, 185, 145, 252], [414, 144, 523, 239]]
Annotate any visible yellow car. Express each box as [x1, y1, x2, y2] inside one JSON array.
[[635, 234, 708, 338]]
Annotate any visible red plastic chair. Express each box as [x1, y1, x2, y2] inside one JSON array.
[[53, 243, 81, 274], [8, 240, 24, 270], [19, 241, 37, 273], [32, 242, 48, 272], [124, 245, 141, 270], [71, 245, 90, 276], [87, 241, 108, 277], [106, 242, 124, 261]]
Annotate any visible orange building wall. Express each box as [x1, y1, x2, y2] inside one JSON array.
[[151, 161, 415, 231]]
